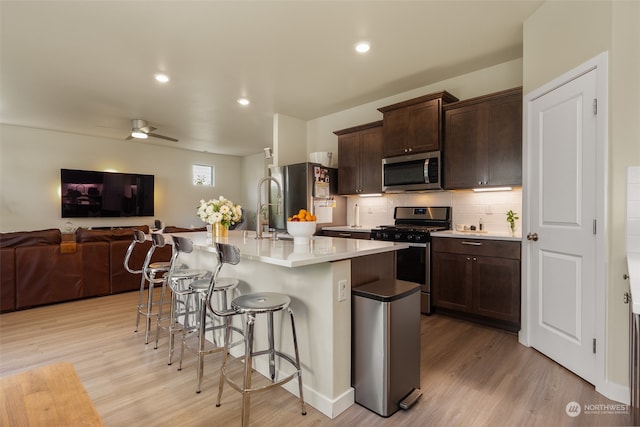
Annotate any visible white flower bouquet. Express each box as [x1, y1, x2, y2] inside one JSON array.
[[197, 196, 242, 227]]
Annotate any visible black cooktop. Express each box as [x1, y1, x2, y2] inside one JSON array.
[[371, 206, 451, 243]]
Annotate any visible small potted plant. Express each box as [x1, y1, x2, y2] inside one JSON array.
[[506, 210, 519, 236]]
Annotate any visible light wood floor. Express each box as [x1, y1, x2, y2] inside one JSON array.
[[0, 291, 637, 426]]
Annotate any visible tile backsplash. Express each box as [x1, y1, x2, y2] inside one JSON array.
[[346, 188, 523, 234]]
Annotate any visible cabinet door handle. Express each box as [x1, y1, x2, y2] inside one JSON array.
[[462, 241, 482, 246], [338, 233, 352, 237]]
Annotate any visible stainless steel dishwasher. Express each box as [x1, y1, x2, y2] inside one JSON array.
[[352, 279, 422, 417]]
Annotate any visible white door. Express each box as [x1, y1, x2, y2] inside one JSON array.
[[527, 68, 598, 383]]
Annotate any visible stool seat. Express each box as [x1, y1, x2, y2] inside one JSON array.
[[149, 261, 171, 271], [172, 268, 208, 279], [231, 292, 290, 313], [190, 277, 238, 292]]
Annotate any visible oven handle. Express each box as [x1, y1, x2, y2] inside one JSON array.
[[462, 241, 483, 246]]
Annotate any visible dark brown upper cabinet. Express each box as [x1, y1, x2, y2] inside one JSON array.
[[378, 91, 458, 158], [334, 121, 383, 195], [443, 87, 523, 190]]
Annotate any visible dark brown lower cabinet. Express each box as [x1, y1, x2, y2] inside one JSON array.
[[432, 237, 521, 332], [323, 230, 371, 240]]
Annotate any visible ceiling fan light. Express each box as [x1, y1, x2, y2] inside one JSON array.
[[131, 131, 148, 139]]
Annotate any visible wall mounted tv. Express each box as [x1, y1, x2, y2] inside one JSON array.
[[61, 169, 154, 218]]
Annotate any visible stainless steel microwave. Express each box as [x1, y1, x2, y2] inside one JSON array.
[[382, 151, 442, 192]]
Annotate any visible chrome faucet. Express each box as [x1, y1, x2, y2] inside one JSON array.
[[256, 176, 282, 239]]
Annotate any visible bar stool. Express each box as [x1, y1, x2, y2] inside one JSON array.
[[209, 242, 306, 426], [124, 230, 170, 344], [153, 235, 209, 363], [176, 237, 243, 393]]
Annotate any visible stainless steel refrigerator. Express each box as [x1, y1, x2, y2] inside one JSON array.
[[268, 162, 346, 232]]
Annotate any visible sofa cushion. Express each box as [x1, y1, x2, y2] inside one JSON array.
[[15, 245, 83, 309], [1, 248, 15, 312], [0, 229, 61, 248], [75, 226, 150, 243], [79, 242, 110, 297], [163, 225, 206, 233]]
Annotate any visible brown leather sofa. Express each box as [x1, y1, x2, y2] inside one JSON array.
[[0, 226, 171, 313]]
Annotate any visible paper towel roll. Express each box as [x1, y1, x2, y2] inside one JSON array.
[[354, 204, 360, 227]]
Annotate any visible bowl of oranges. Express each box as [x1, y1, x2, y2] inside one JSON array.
[[287, 209, 317, 245]]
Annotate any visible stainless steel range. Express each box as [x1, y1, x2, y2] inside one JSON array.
[[371, 206, 451, 314]]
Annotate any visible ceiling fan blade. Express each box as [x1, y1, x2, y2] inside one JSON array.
[[147, 132, 179, 142], [125, 135, 134, 140]]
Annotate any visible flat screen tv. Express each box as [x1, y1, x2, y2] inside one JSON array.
[[61, 169, 154, 218]]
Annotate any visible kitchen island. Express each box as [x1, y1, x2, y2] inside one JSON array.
[[168, 230, 408, 419]]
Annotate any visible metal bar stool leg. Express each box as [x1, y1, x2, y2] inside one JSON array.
[[134, 273, 146, 333], [289, 308, 307, 416], [196, 292, 208, 393], [154, 275, 169, 349], [216, 316, 233, 408], [144, 271, 158, 345], [268, 311, 276, 381], [242, 314, 256, 427]]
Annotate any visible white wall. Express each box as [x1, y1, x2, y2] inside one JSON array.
[[0, 124, 246, 232], [273, 113, 307, 166], [306, 58, 524, 158], [523, 0, 640, 394], [242, 151, 270, 231]]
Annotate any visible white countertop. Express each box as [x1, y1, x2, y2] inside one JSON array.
[[167, 230, 408, 268], [322, 225, 375, 233], [627, 252, 640, 314], [431, 230, 522, 242]]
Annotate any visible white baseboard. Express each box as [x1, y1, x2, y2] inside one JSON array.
[[281, 380, 355, 419], [251, 354, 355, 419], [597, 379, 630, 405]]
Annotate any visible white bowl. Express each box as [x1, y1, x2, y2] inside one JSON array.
[[286, 221, 316, 245]]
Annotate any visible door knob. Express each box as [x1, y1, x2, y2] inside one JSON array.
[[527, 232, 539, 241]]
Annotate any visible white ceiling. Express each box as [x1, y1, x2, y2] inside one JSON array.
[[0, 1, 542, 156]]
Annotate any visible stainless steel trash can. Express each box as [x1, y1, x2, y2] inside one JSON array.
[[352, 279, 421, 417]]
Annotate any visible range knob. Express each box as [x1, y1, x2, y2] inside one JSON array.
[[406, 234, 414, 241], [394, 233, 402, 240]]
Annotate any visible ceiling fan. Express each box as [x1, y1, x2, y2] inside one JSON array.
[[126, 119, 178, 142]]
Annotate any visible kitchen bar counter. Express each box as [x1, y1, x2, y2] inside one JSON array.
[[431, 229, 522, 242], [174, 230, 403, 267], [166, 230, 407, 419]]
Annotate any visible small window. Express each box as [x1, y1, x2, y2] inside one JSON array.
[[193, 164, 214, 186]]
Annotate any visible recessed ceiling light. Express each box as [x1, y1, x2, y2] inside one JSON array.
[[237, 98, 250, 106], [355, 42, 370, 53], [154, 73, 170, 83]]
